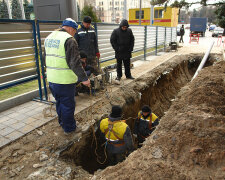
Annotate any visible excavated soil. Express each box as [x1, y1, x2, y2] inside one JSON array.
[[0, 53, 224, 180], [94, 60, 225, 180]]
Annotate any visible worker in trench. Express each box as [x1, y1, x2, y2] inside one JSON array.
[[44, 18, 90, 134], [133, 105, 159, 148], [100, 105, 134, 165]]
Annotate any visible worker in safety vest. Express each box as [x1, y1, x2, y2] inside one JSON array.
[[75, 16, 100, 75], [100, 105, 134, 165], [44, 18, 90, 134], [134, 105, 159, 147]]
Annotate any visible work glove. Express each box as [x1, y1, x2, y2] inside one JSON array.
[[96, 52, 100, 59], [133, 134, 137, 138]]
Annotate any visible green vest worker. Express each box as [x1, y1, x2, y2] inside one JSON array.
[[134, 105, 159, 147], [44, 18, 90, 134], [100, 105, 134, 165]]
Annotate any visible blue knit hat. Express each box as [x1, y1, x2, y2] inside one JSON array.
[[62, 18, 78, 30]]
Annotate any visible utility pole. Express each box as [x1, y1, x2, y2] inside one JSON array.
[[112, 0, 115, 23], [150, 5, 154, 25], [123, 0, 127, 19], [139, 0, 142, 25], [5, 0, 12, 19], [19, 0, 26, 19]]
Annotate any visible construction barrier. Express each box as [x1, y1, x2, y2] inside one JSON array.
[[217, 35, 225, 47], [189, 34, 199, 44]]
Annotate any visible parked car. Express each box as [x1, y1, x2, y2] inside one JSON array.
[[209, 25, 216, 31], [212, 27, 224, 37]]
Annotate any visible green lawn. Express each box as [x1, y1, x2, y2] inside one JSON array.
[[0, 46, 162, 101], [0, 80, 39, 101]]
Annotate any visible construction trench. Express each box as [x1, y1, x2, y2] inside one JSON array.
[[0, 53, 224, 180], [58, 54, 223, 175]]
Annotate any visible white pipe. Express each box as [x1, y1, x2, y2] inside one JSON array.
[[5, 0, 12, 19], [191, 41, 215, 81]]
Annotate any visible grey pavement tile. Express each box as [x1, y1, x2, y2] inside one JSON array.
[[25, 110, 39, 117], [0, 127, 15, 136], [14, 114, 29, 121], [23, 117, 37, 125], [0, 109, 15, 116], [11, 122, 26, 130], [18, 124, 35, 134], [31, 114, 44, 120], [0, 123, 7, 130], [7, 112, 21, 118], [2, 118, 19, 126], [0, 116, 11, 123], [5, 130, 24, 141], [0, 137, 11, 147], [30, 120, 44, 129]]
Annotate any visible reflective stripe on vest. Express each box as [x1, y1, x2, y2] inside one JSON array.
[[45, 31, 78, 84]]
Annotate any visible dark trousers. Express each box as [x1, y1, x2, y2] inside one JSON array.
[[179, 35, 184, 43], [107, 150, 125, 166], [116, 58, 131, 78], [87, 57, 99, 75], [49, 82, 76, 133]]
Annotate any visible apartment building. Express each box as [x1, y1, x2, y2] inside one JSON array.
[[96, 0, 150, 23]]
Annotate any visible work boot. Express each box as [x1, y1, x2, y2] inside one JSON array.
[[115, 77, 121, 81], [64, 125, 82, 135], [126, 76, 135, 80]]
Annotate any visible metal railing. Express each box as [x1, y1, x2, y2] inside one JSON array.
[[0, 19, 177, 102]]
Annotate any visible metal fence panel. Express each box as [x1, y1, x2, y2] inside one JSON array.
[[166, 27, 172, 44], [0, 20, 40, 91], [157, 27, 165, 46], [172, 27, 177, 42], [146, 26, 156, 49], [97, 24, 118, 62]]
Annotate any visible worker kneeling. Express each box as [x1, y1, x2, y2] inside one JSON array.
[[100, 105, 134, 166], [134, 105, 159, 148]]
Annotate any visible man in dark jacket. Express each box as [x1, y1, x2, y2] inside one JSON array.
[[179, 25, 185, 43], [75, 16, 100, 75], [134, 105, 159, 148], [110, 19, 135, 81], [100, 105, 134, 165]]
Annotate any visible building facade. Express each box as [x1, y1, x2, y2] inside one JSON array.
[[96, 0, 150, 23]]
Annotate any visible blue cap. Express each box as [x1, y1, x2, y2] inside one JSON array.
[[62, 18, 78, 30]]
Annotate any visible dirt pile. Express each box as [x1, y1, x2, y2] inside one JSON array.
[[94, 61, 225, 180]]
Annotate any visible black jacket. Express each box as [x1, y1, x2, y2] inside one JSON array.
[[75, 24, 99, 59], [180, 27, 185, 36], [110, 19, 135, 59]]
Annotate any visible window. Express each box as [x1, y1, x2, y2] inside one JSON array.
[[135, 10, 144, 19], [110, 1, 112, 5], [154, 9, 163, 18]]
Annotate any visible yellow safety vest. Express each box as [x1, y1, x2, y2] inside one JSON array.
[[45, 31, 78, 84], [100, 118, 127, 142]]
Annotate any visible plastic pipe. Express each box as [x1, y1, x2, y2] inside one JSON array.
[[191, 41, 215, 81]]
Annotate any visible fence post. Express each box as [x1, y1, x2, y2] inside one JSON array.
[[94, 22, 100, 68], [155, 26, 158, 55], [164, 27, 166, 51], [31, 21, 43, 100], [36, 20, 48, 101], [144, 26, 147, 60]]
